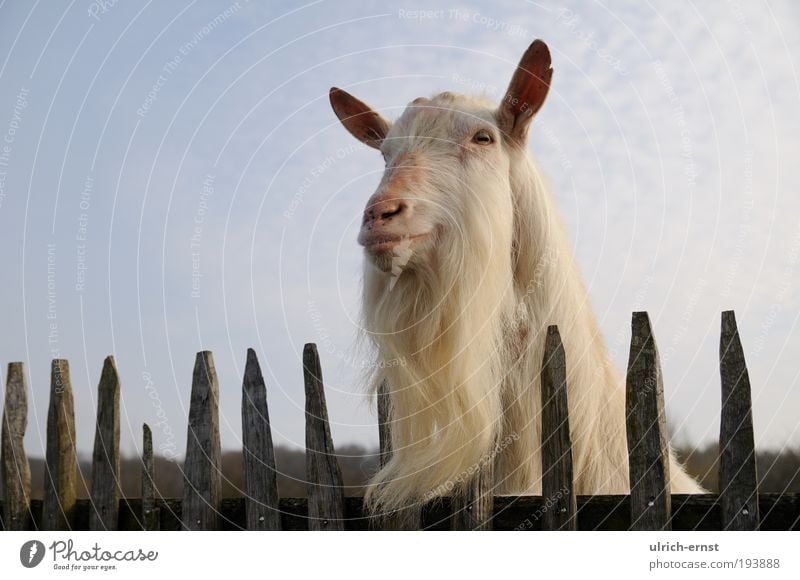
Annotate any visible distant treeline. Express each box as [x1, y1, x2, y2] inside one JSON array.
[[8, 444, 800, 499], [17, 444, 378, 499], [678, 445, 800, 494]]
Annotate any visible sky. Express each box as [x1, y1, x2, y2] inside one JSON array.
[[0, 0, 798, 463]]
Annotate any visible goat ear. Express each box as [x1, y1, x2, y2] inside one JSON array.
[[329, 87, 391, 149], [497, 40, 553, 143]]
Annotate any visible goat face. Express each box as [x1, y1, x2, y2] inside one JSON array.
[[330, 40, 553, 275]]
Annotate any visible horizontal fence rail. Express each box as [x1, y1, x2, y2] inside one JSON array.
[[0, 310, 798, 531], [2, 495, 800, 531]]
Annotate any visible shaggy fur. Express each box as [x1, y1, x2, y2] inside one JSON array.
[[330, 41, 703, 515]]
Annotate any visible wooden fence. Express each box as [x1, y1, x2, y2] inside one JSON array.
[[1, 310, 798, 531]]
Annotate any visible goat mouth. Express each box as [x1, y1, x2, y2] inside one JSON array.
[[360, 233, 428, 254]]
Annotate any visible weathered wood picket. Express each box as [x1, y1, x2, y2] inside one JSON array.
[[241, 348, 280, 531], [0, 310, 798, 531], [539, 325, 576, 531], [626, 312, 672, 531]]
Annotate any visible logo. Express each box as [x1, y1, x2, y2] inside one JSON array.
[[20, 540, 46, 568]]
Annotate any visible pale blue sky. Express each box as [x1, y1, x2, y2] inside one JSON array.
[[0, 0, 798, 462]]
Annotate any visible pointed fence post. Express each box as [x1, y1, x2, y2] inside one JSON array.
[[719, 310, 760, 530], [181, 351, 221, 530], [42, 359, 77, 530], [625, 312, 671, 531], [303, 344, 345, 530], [242, 348, 281, 530], [1, 362, 32, 530], [141, 423, 160, 531], [377, 379, 391, 470], [540, 326, 577, 531], [374, 379, 421, 530], [451, 463, 495, 531], [89, 356, 121, 530]]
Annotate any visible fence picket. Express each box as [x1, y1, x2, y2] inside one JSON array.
[[141, 423, 160, 531], [42, 359, 77, 530], [377, 379, 391, 470], [303, 343, 345, 530], [89, 356, 121, 530], [241, 348, 281, 530], [625, 312, 671, 531], [181, 351, 221, 530], [374, 379, 422, 530], [451, 463, 495, 531], [1, 362, 31, 530], [540, 326, 577, 531], [719, 310, 760, 530]]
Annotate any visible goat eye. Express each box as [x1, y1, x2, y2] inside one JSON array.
[[473, 130, 493, 145]]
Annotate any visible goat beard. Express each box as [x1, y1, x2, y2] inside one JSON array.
[[367, 236, 416, 275], [361, 218, 518, 514]]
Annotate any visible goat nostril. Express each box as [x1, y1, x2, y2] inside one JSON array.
[[363, 201, 406, 226], [380, 202, 405, 221]]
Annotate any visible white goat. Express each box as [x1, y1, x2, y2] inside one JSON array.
[[329, 39, 703, 513]]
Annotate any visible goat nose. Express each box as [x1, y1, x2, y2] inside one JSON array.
[[364, 199, 406, 224]]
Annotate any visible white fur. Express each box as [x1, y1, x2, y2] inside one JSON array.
[[353, 92, 703, 514]]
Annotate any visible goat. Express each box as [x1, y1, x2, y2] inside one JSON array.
[[329, 39, 703, 514]]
